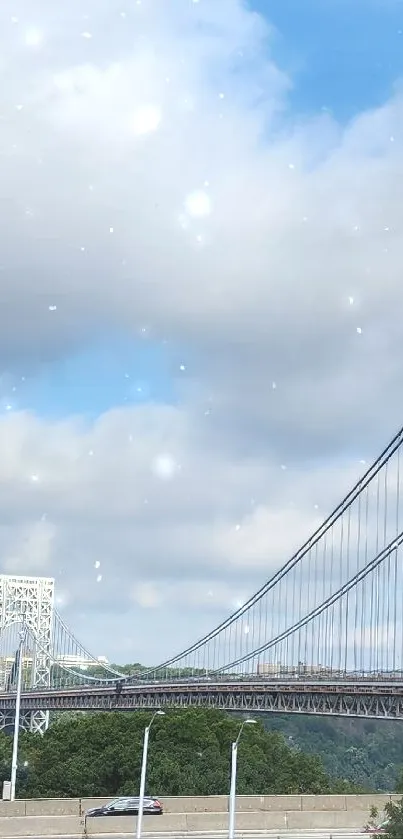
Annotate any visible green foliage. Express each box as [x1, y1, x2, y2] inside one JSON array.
[[1, 709, 359, 799], [395, 768, 403, 793], [0, 733, 12, 789], [48, 658, 403, 795], [263, 714, 403, 791], [364, 805, 380, 831], [384, 798, 403, 838]]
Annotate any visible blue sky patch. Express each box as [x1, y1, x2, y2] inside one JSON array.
[[4, 0, 402, 421], [252, 0, 403, 121], [2, 338, 177, 420]]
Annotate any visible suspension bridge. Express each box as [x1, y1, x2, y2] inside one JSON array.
[[2, 424, 403, 730]]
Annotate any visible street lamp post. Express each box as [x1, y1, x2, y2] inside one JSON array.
[[136, 710, 165, 839], [228, 719, 256, 839], [10, 624, 27, 802]]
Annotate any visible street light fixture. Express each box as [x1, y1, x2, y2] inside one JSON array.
[[10, 623, 27, 802], [228, 719, 257, 839], [136, 710, 165, 839]]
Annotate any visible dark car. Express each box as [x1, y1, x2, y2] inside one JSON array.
[[86, 797, 163, 817]]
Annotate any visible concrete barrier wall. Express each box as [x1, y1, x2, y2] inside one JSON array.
[[234, 795, 301, 812], [86, 815, 188, 834], [287, 810, 368, 830], [0, 809, 383, 836], [84, 811, 363, 834], [25, 799, 80, 816], [344, 794, 392, 811], [0, 802, 26, 817], [0, 816, 83, 836], [0, 793, 398, 816], [160, 795, 229, 813], [80, 793, 400, 816], [84, 812, 288, 834], [0, 802, 395, 836]]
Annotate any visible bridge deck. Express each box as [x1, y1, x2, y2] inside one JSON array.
[[1, 680, 403, 719]]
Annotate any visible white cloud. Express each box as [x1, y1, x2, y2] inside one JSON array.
[[213, 506, 323, 569], [0, 404, 367, 662], [2, 518, 56, 575], [0, 0, 401, 460], [131, 582, 162, 610], [0, 0, 401, 662]]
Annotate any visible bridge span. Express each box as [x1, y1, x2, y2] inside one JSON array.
[[1, 679, 403, 720], [4, 425, 403, 727]]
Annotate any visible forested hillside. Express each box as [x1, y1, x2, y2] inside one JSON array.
[[264, 715, 403, 792], [0, 709, 362, 799]]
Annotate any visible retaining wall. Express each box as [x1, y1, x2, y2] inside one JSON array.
[[0, 795, 397, 836]]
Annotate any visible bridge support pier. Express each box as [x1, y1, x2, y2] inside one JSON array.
[[0, 575, 54, 735]]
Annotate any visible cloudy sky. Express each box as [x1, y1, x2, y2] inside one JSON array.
[[0, 0, 403, 665]]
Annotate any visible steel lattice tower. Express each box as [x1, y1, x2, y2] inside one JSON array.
[[0, 575, 54, 734]]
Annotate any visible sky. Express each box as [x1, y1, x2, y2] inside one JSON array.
[[1, 0, 403, 664]]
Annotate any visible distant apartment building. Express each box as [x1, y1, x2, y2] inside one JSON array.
[[257, 662, 334, 676], [0, 652, 109, 688], [0, 652, 32, 687], [56, 654, 109, 670]]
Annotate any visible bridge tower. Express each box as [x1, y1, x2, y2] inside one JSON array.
[[0, 575, 54, 734]]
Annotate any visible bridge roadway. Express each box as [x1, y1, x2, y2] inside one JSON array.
[[1, 678, 403, 718]]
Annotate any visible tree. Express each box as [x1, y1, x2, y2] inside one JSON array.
[[384, 798, 403, 838], [263, 713, 403, 791], [13, 709, 361, 799], [395, 767, 403, 793]]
